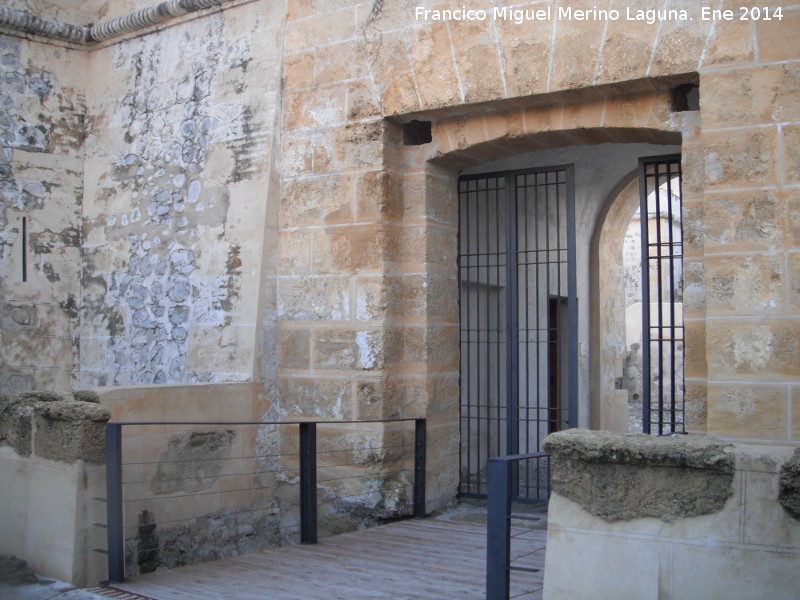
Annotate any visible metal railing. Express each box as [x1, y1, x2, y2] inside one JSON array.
[[486, 452, 548, 600], [103, 418, 426, 584]]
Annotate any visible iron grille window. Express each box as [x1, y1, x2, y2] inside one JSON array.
[[639, 155, 685, 435], [458, 166, 577, 501]]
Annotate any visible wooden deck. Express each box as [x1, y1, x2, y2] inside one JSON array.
[[110, 518, 546, 600]]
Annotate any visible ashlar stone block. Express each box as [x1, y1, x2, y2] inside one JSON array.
[[707, 384, 789, 440], [705, 254, 785, 316], [405, 23, 461, 109], [703, 127, 778, 189], [707, 318, 800, 378]]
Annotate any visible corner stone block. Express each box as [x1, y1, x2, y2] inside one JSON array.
[[356, 170, 403, 223], [707, 384, 788, 440]]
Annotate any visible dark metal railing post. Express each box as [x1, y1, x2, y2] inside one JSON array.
[[413, 419, 426, 518], [486, 457, 512, 600], [105, 423, 125, 584], [299, 422, 318, 544]]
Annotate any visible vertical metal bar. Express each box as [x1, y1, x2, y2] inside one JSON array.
[[21, 217, 28, 283], [414, 419, 426, 518], [486, 458, 512, 600], [505, 175, 519, 505], [565, 165, 578, 429], [299, 422, 318, 544], [105, 423, 124, 584], [639, 159, 652, 434]]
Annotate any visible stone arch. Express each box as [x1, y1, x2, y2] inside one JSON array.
[[397, 90, 693, 454]]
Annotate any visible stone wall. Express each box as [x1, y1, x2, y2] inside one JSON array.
[[0, 30, 86, 392], [0, 391, 109, 586], [79, 0, 285, 389], [542, 429, 800, 599]]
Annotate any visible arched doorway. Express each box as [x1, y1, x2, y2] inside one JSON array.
[[444, 138, 683, 500]]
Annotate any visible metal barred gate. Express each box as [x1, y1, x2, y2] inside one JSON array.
[[458, 165, 577, 502], [639, 155, 685, 435]]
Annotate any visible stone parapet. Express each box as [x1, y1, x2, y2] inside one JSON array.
[[0, 391, 109, 586], [543, 429, 800, 599]]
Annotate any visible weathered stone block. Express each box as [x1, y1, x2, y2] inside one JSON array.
[[704, 190, 784, 252], [312, 225, 388, 275], [346, 80, 381, 122], [595, 15, 655, 83], [448, 20, 504, 103], [543, 429, 734, 522], [707, 384, 788, 440], [277, 328, 311, 370], [704, 128, 778, 189], [315, 40, 369, 85], [703, 14, 754, 67], [683, 319, 706, 379], [277, 276, 352, 321], [277, 377, 351, 418], [361, 31, 420, 116], [34, 399, 110, 464], [782, 124, 800, 186], [494, 11, 551, 98], [284, 8, 356, 51], [793, 386, 800, 440], [779, 447, 800, 519], [707, 319, 800, 378], [756, 8, 800, 62], [313, 328, 387, 372], [282, 51, 314, 91], [649, 2, 706, 76], [282, 175, 354, 227], [701, 64, 800, 129], [330, 121, 385, 171], [356, 170, 403, 222], [283, 86, 345, 130], [406, 23, 461, 109], [705, 254, 785, 316]]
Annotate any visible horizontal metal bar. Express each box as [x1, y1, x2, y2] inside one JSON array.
[[487, 452, 548, 464], [106, 418, 421, 426]]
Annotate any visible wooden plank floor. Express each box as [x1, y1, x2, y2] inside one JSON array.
[[111, 519, 546, 600]]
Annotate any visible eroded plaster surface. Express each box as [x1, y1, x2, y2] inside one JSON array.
[[78, 3, 282, 387]]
